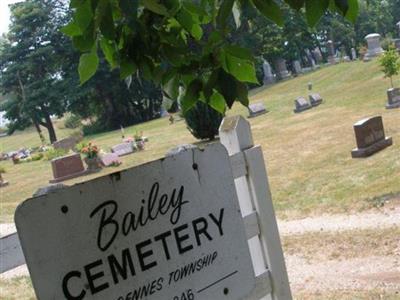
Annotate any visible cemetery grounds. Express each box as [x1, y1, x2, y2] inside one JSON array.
[[0, 59, 399, 299]]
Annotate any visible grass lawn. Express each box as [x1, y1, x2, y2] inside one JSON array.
[[0, 59, 399, 223]]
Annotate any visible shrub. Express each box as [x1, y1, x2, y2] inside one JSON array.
[[43, 148, 68, 161], [64, 114, 82, 129], [379, 46, 400, 88], [82, 122, 108, 136], [31, 153, 44, 161], [76, 141, 88, 153], [184, 102, 224, 140]]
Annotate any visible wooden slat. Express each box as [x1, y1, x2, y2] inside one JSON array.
[[0, 232, 25, 273], [230, 151, 247, 179], [243, 211, 260, 240], [245, 270, 272, 300], [244, 146, 292, 300]]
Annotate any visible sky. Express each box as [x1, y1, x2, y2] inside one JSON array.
[[0, 0, 24, 35]]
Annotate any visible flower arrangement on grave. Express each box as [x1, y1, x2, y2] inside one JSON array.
[[81, 142, 101, 172], [134, 131, 143, 142], [81, 142, 99, 159]]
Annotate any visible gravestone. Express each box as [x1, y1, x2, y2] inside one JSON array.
[[351, 48, 357, 60], [397, 21, 400, 36], [100, 153, 121, 166], [309, 93, 323, 107], [327, 40, 336, 65], [313, 48, 323, 64], [351, 116, 392, 158], [262, 59, 275, 85], [111, 142, 134, 156], [248, 102, 268, 118], [386, 88, 400, 109], [363, 33, 384, 61], [294, 97, 312, 113], [293, 60, 302, 75], [274, 58, 290, 80], [15, 143, 255, 300], [52, 137, 76, 151], [50, 153, 86, 183]]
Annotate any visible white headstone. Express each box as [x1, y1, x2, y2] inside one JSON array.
[[293, 60, 302, 74], [364, 33, 384, 61], [262, 59, 275, 85], [248, 102, 267, 118], [15, 143, 255, 300], [351, 48, 357, 60]]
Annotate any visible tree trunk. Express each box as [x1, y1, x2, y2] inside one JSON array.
[[32, 118, 46, 144], [42, 113, 57, 143]]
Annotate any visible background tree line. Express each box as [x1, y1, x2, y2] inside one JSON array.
[[0, 0, 398, 142]]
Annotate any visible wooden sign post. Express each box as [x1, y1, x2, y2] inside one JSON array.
[[219, 116, 292, 300]]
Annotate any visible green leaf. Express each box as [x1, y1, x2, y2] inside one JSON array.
[[163, 75, 180, 100], [99, 38, 117, 68], [236, 81, 249, 106], [334, 0, 349, 15], [345, 0, 359, 23], [75, 0, 94, 31], [181, 79, 203, 113], [217, 0, 234, 29], [120, 58, 137, 79], [176, 7, 203, 40], [252, 0, 283, 26], [220, 47, 258, 83], [216, 69, 237, 108], [72, 32, 95, 52], [78, 51, 99, 84], [61, 21, 82, 37], [209, 90, 226, 113], [305, 0, 329, 27], [98, 0, 116, 40], [284, 0, 305, 10], [143, 0, 169, 16]]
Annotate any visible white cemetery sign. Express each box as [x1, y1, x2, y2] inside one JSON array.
[[15, 143, 255, 300]]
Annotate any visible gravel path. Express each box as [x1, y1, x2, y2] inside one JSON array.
[[278, 205, 400, 236], [2, 204, 400, 296]]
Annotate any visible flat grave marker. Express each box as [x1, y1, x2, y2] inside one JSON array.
[[294, 97, 312, 113], [248, 102, 268, 118], [16, 143, 255, 300], [309, 93, 323, 107], [100, 153, 121, 166], [111, 142, 134, 156], [50, 153, 87, 183], [351, 116, 392, 158]]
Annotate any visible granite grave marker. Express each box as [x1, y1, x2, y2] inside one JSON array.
[[351, 116, 392, 158]]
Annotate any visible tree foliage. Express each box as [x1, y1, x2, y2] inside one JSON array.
[[65, 0, 359, 113], [0, 0, 69, 143], [379, 46, 400, 88]]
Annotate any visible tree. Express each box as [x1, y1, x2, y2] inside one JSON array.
[[0, 0, 69, 143], [379, 46, 400, 88], [64, 0, 359, 114]]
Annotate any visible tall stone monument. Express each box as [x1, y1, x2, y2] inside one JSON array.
[[262, 59, 275, 85], [327, 40, 336, 64], [313, 48, 323, 64], [395, 21, 400, 51], [351, 48, 357, 60], [363, 33, 384, 61], [274, 58, 290, 80], [293, 60, 302, 75]]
